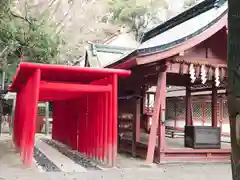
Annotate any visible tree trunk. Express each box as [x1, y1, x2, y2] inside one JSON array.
[[228, 0, 240, 179], [0, 100, 3, 136]]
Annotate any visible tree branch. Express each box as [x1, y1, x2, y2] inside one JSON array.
[[9, 10, 32, 25], [0, 46, 8, 58]]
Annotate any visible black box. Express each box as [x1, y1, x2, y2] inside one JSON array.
[[184, 125, 221, 149]]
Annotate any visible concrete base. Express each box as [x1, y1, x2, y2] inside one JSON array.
[[35, 139, 87, 172]]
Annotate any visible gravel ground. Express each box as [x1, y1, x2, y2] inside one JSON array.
[[0, 163, 232, 180], [33, 147, 61, 172], [42, 138, 100, 170]]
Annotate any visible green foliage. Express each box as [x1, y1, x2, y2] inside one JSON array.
[[108, 0, 167, 40], [184, 0, 198, 8], [0, 0, 63, 82]]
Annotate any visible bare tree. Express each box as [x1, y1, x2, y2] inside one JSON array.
[[108, 0, 168, 41], [14, 0, 119, 64]]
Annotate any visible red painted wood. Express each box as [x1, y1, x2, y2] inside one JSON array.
[[82, 96, 88, 155], [146, 71, 166, 163], [89, 95, 94, 158], [158, 70, 166, 163], [98, 94, 104, 161], [96, 94, 100, 160], [10, 62, 130, 166], [104, 92, 109, 163], [92, 94, 95, 159], [40, 82, 112, 92], [112, 74, 118, 167], [108, 89, 113, 165], [95, 94, 99, 160], [13, 88, 24, 149], [21, 69, 40, 165], [107, 14, 227, 69], [173, 57, 227, 67], [136, 15, 227, 65], [77, 96, 85, 153], [120, 139, 230, 162]]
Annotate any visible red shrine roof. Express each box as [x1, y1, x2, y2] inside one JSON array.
[[9, 63, 131, 93]]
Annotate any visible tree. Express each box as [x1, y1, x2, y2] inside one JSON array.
[[228, 0, 240, 179], [19, 0, 119, 65], [108, 0, 168, 41], [183, 0, 199, 8], [56, 0, 119, 65], [0, 0, 63, 82]]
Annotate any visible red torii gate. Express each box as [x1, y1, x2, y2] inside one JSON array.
[[9, 62, 131, 167]]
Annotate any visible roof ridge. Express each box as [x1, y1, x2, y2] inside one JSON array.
[[102, 30, 121, 44], [141, 0, 227, 42], [94, 43, 135, 51]]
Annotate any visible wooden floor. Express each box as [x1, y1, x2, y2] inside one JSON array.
[[122, 132, 231, 149]]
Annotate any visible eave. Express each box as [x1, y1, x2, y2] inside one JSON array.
[[136, 13, 227, 65], [107, 1, 228, 69]]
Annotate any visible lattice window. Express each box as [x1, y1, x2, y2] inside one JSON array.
[[144, 94, 148, 107], [192, 102, 202, 118], [223, 101, 229, 119], [205, 102, 212, 120], [166, 100, 175, 119], [217, 102, 220, 118], [148, 94, 154, 108], [38, 107, 45, 116], [176, 101, 186, 117]]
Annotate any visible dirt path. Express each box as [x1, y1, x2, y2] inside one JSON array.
[[0, 134, 232, 180], [0, 134, 39, 177]]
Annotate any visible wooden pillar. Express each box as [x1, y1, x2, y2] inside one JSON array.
[[136, 98, 141, 142], [211, 82, 218, 128], [185, 85, 193, 126], [45, 102, 49, 135], [0, 99, 3, 136], [112, 74, 118, 167], [21, 69, 40, 165], [1, 71, 5, 90], [10, 98, 16, 135], [146, 71, 166, 164], [141, 85, 146, 115], [219, 99, 223, 135], [132, 99, 137, 158], [158, 71, 166, 163]]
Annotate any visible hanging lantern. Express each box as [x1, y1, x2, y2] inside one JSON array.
[[215, 67, 220, 87], [200, 65, 207, 84], [189, 64, 196, 83]]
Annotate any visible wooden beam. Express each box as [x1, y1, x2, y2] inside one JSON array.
[[146, 71, 166, 163], [132, 98, 137, 158], [143, 73, 189, 86], [40, 82, 112, 93], [191, 86, 226, 93], [166, 63, 189, 74], [173, 56, 227, 67]]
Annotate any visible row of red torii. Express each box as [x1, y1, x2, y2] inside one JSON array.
[[9, 63, 131, 167]]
